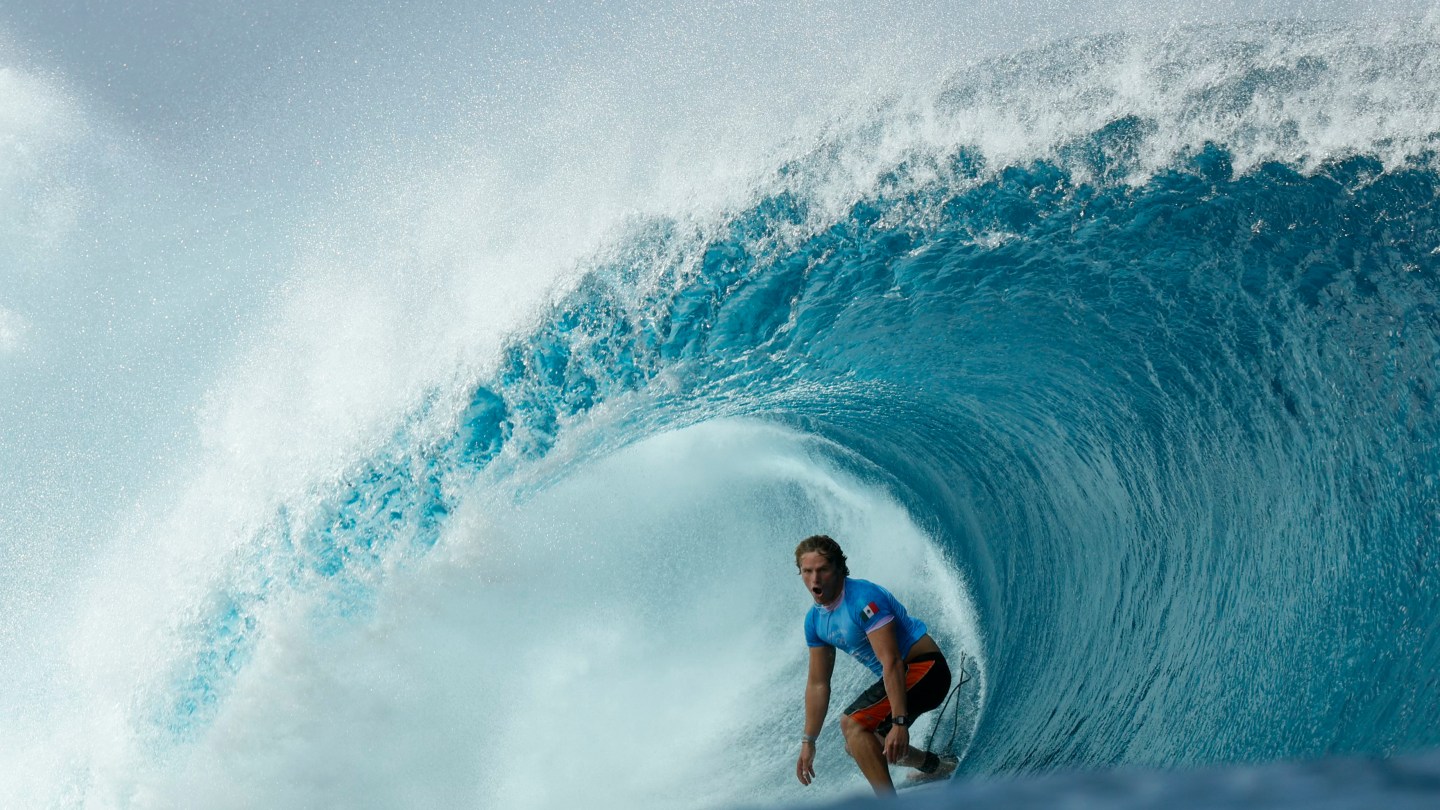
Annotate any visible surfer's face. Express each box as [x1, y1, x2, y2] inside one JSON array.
[[798, 552, 842, 605]]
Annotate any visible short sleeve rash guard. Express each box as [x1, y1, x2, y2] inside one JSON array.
[[803, 578, 929, 677]]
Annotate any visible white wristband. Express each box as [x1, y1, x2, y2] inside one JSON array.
[[801, 734, 818, 745]]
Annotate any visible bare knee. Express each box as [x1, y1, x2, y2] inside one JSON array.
[[839, 715, 874, 756], [839, 715, 857, 752]]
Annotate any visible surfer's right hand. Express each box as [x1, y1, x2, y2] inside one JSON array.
[[796, 742, 816, 786]]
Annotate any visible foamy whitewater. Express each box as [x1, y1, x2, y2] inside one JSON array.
[[3, 3, 1440, 809]]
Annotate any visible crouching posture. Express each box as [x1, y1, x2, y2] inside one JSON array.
[[793, 535, 958, 796]]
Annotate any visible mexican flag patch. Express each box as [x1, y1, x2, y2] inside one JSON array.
[[861, 601, 879, 621]]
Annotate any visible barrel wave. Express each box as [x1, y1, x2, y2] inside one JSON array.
[[3, 15, 1440, 810]]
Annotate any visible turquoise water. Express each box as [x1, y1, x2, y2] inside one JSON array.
[[3, 10, 1439, 809]]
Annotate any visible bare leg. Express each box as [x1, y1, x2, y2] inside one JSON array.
[[840, 714, 895, 795], [841, 715, 948, 795], [893, 744, 930, 769]]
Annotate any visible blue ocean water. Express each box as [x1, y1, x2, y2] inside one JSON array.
[[798, 747, 1440, 809], [3, 10, 1440, 810]]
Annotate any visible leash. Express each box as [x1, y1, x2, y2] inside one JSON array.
[[923, 652, 973, 756]]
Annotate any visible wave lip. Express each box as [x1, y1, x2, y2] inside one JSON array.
[[782, 18, 1440, 222]]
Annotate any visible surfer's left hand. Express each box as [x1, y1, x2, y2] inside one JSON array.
[[884, 725, 908, 763]]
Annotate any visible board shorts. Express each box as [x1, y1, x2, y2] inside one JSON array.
[[842, 651, 951, 736]]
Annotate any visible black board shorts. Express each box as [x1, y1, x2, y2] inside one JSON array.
[[843, 651, 952, 736]]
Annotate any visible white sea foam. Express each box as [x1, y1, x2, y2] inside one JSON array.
[[768, 18, 1440, 231], [126, 420, 982, 810]]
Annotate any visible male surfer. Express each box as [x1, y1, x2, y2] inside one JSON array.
[[794, 534, 958, 796]]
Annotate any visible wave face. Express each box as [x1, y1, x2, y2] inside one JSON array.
[[5, 15, 1440, 810]]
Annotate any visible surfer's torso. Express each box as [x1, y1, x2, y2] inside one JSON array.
[[803, 578, 929, 676]]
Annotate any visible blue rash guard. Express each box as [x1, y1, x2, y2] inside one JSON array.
[[804, 578, 929, 677]]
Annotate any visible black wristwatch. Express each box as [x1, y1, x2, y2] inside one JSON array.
[[892, 715, 912, 728]]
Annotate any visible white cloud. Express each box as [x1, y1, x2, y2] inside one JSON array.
[[0, 305, 27, 355], [0, 62, 88, 271]]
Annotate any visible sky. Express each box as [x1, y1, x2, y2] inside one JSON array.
[[8, 2, 1432, 138]]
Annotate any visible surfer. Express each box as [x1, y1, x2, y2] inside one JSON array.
[[793, 534, 958, 796]]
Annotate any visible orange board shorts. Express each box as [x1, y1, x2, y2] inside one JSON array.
[[842, 651, 952, 735]]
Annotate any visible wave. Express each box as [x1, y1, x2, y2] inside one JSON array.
[[4, 16, 1440, 810]]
